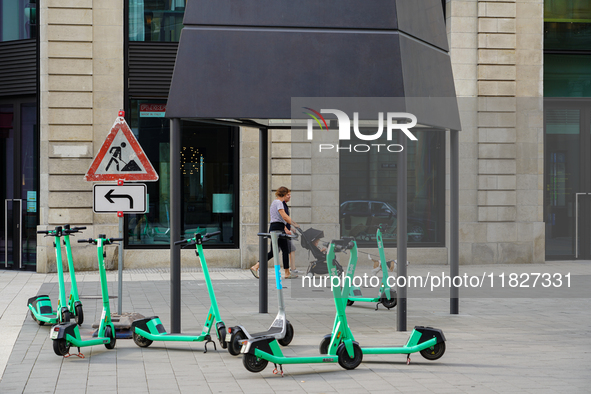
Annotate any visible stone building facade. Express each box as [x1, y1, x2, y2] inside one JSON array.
[[34, 0, 545, 272]]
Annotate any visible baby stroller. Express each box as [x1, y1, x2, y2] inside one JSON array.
[[296, 227, 344, 277]]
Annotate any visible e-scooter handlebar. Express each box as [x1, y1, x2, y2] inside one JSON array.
[[330, 237, 355, 252], [257, 232, 297, 240], [174, 231, 222, 246], [77, 236, 122, 245], [37, 226, 63, 236], [202, 231, 221, 242], [63, 224, 87, 235]]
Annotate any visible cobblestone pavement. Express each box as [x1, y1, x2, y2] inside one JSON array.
[[0, 261, 589, 393]]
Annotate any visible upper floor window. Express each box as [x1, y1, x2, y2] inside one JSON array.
[[544, 0, 591, 51], [0, 0, 36, 42], [129, 0, 186, 42]]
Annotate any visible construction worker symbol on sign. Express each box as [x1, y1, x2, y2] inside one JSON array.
[[106, 142, 142, 172], [85, 116, 158, 182]]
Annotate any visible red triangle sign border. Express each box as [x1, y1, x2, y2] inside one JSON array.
[[85, 116, 159, 182]]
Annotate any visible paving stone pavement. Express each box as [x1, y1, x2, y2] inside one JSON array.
[[0, 261, 590, 393]]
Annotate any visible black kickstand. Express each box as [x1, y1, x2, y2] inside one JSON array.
[[64, 347, 85, 359], [375, 302, 380, 311], [203, 336, 217, 353], [272, 364, 284, 377]]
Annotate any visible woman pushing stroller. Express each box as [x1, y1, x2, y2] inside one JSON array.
[[250, 187, 300, 279]]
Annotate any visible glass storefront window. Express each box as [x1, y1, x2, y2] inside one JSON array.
[[339, 129, 445, 247], [0, 0, 36, 42], [544, 108, 580, 257], [126, 100, 238, 247], [129, 0, 186, 42]]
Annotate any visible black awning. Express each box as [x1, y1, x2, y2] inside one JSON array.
[[166, 0, 460, 130]]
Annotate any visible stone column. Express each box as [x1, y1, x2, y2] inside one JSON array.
[[448, 0, 544, 264], [39, 0, 124, 272]]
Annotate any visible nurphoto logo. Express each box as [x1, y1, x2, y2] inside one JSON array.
[[303, 108, 418, 153]]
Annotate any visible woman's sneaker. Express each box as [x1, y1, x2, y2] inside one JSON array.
[[290, 269, 300, 274]]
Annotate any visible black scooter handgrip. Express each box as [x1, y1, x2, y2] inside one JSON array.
[[204, 231, 221, 238], [73, 226, 87, 231], [78, 238, 94, 243], [257, 232, 271, 238], [174, 239, 187, 245], [37, 230, 50, 234], [109, 238, 124, 242]]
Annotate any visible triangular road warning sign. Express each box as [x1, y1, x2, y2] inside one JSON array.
[[85, 116, 159, 182]]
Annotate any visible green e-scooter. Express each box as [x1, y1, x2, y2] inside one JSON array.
[[130, 231, 228, 353], [50, 234, 120, 357], [240, 237, 363, 376], [28, 225, 86, 326], [347, 226, 397, 310], [319, 236, 446, 365]]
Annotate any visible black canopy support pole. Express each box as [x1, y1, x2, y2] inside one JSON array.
[[259, 127, 269, 313], [170, 118, 182, 332], [397, 132, 408, 332], [450, 129, 460, 314]]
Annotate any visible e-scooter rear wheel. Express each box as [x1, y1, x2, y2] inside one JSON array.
[[337, 342, 363, 370], [74, 304, 84, 326], [30, 310, 45, 326], [228, 327, 246, 356], [420, 342, 445, 360], [104, 326, 117, 349], [243, 354, 269, 373], [53, 339, 70, 356], [133, 331, 153, 348], [277, 322, 294, 346]]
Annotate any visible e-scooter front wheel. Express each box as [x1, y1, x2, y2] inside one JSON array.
[[319, 334, 331, 354], [337, 342, 363, 370], [228, 327, 246, 356], [381, 290, 397, 309], [74, 304, 84, 326], [133, 331, 153, 348], [53, 339, 70, 356], [277, 322, 294, 346], [217, 324, 227, 349], [243, 354, 269, 373], [104, 326, 116, 350], [420, 342, 445, 360], [60, 309, 71, 324]]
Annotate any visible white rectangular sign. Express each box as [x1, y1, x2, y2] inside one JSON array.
[[93, 184, 147, 213]]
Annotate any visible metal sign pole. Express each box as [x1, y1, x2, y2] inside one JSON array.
[[118, 214, 124, 315]]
